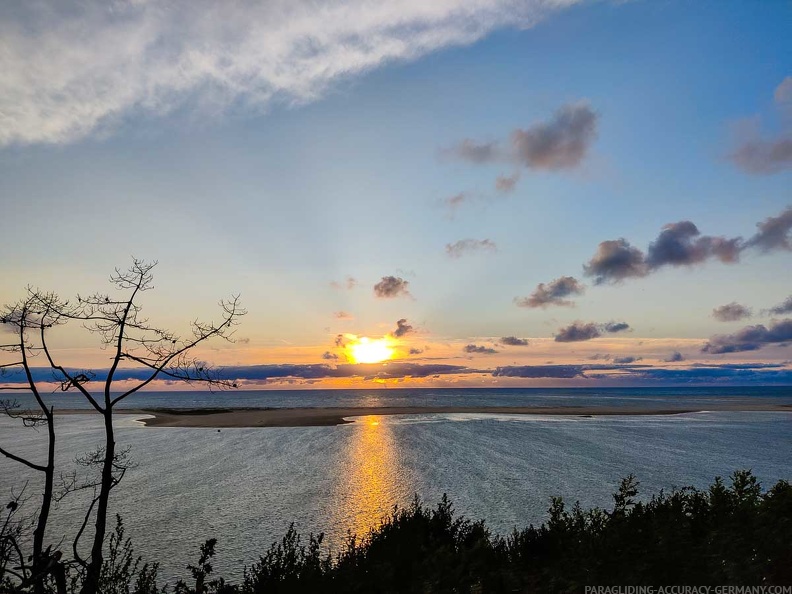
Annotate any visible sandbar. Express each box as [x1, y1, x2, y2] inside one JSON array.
[[90, 403, 792, 428]]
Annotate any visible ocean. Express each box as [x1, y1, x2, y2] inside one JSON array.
[[1, 387, 791, 582]]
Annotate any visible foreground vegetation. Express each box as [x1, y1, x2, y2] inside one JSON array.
[[2, 470, 791, 593]]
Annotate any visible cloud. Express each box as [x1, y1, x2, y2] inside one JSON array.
[[745, 206, 792, 252], [516, 276, 585, 308], [583, 238, 648, 285], [612, 356, 641, 364], [322, 351, 339, 361], [768, 295, 792, 316], [554, 321, 601, 342], [495, 172, 520, 193], [334, 311, 353, 320], [448, 139, 499, 163], [645, 221, 742, 269], [373, 276, 411, 299], [712, 302, 752, 322], [553, 320, 628, 342], [493, 365, 585, 379], [446, 101, 598, 172], [603, 321, 630, 333], [500, 336, 529, 346], [664, 351, 685, 363], [463, 344, 498, 354], [331, 276, 357, 290], [511, 102, 598, 170], [0, 0, 587, 147], [408, 347, 424, 355], [391, 318, 414, 338], [702, 319, 792, 354], [445, 238, 497, 258], [583, 207, 792, 286], [442, 192, 469, 217], [728, 77, 792, 174]]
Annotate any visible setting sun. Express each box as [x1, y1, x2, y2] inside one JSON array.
[[347, 337, 394, 364]]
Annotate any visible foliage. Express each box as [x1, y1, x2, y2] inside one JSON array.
[[1, 471, 791, 593]]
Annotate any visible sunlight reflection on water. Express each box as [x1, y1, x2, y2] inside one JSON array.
[[330, 416, 401, 540]]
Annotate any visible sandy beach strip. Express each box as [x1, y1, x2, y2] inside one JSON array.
[[58, 403, 792, 428]]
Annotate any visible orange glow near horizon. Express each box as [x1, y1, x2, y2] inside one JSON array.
[[346, 336, 394, 364]]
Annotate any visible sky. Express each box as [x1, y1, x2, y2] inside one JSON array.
[[1, 0, 791, 390]]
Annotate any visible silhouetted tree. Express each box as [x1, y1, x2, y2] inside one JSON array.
[[1, 291, 78, 593], [1, 260, 245, 594]]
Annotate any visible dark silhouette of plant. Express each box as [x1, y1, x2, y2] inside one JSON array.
[[0, 260, 245, 594], [1, 290, 78, 593]]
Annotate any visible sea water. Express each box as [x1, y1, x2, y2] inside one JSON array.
[[1, 388, 791, 582]]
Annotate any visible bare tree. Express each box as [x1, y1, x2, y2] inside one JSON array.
[[0, 291, 77, 593], [1, 259, 245, 594]]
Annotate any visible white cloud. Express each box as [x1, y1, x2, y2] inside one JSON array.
[[0, 0, 581, 146]]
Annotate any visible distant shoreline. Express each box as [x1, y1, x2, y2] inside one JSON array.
[[54, 403, 792, 428]]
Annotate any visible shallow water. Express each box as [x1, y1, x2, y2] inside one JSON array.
[[1, 389, 791, 582]]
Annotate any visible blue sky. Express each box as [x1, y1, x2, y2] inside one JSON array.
[[1, 0, 791, 388]]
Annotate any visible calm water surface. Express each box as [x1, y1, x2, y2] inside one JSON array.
[[1, 388, 791, 582]]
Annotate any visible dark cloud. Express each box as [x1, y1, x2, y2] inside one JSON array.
[[702, 319, 792, 354], [555, 322, 601, 342], [511, 102, 598, 170], [583, 239, 648, 285], [408, 348, 424, 355], [373, 276, 411, 299], [612, 356, 641, 364], [391, 318, 414, 338], [500, 336, 529, 346], [746, 206, 792, 252], [463, 344, 499, 354], [603, 321, 630, 334], [493, 365, 585, 379], [334, 311, 353, 320], [646, 221, 742, 269], [445, 239, 497, 259], [664, 351, 685, 363], [495, 173, 520, 193], [712, 302, 752, 322], [768, 295, 792, 315], [515, 276, 585, 308], [446, 102, 597, 172], [728, 77, 792, 175], [321, 351, 338, 361], [330, 276, 357, 290], [583, 211, 778, 286], [588, 353, 612, 361], [624, 365, 792, 385], [221, 362, 474, 381], [334, 334, 348, 348]]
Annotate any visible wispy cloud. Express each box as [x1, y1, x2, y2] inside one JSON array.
[[0, 0, 583, 146], [728, 76, 792, 175], [445, 238, 497, 258], [330, 276, 357, 290]]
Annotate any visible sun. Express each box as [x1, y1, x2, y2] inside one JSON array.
[[347, 337, 394, 364]]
